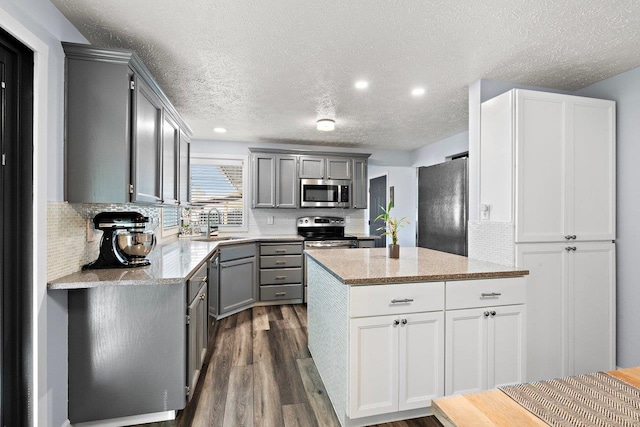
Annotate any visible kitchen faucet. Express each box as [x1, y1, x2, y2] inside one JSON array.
[[207, 208, 221, 236]]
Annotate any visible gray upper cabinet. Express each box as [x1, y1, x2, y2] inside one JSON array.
[[133, 77, 163, 203], [161, 111, 180, 205], [276, 154, 298, 208], [251, 152, 299, 208], [63, 42, 192, 204], [352, 158, 368, 208], [299, 155, 351, 179], [252, 153, 276, 208], [326, 157, 351, 179], [179, 131, 190, 204], [299, 156, 326, 178]]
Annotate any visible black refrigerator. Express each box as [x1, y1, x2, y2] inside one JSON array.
[[417, 158, 468, 256]]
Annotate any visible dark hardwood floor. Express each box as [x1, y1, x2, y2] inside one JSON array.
[[140, 304, 443, 427]]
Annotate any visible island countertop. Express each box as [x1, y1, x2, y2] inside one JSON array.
[[304, 247, 528, 285]]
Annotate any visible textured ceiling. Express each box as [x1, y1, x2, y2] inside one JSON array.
[[51, 0, 640, 150]]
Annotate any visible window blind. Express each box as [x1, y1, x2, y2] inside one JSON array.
[[162, 206, 180, 229], [190, 158, 245, 226]]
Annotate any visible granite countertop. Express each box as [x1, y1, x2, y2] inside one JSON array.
[[49, 235, 303, 290], [305, 247, 529, 285]]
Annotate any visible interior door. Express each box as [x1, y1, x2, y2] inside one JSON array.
[[369, 175, 387, 247]]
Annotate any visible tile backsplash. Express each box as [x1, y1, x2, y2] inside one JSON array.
[[47, 202, 161, 281], [47, 202, 366, 281], [468, 220, 515, 267]]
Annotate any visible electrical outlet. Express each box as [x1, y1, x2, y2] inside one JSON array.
[[267, 216, 274, 225], [86, 218, 96, 243], [345, 216, 351, 224]]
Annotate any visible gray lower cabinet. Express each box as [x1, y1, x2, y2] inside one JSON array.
[[68, 285, 187, 423], [259, 242, 304, 302], [187, 264, 208, 401], [218, 243, 257, 316]]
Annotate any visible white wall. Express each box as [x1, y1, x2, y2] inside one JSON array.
[[574, 67, 640, 369], [0, 1, 87, 425]]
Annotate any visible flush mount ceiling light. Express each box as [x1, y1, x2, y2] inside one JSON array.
[[355, 80, 369, 89], [213, 127, 227, 133], [412, 87, 426, 97], [317, 119, 335, 131]]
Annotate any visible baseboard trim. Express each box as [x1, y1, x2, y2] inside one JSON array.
[[70, 411, 175, 427]]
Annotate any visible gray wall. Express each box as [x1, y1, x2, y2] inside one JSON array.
[[575, 67, 640, 368]]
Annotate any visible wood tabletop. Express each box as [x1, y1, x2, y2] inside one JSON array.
[[432, 367, 640, 427]]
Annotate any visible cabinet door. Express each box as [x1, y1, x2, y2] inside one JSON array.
[[326, 157, 351, 179], [162, 112, 180, 204], [352, 158, 368, 209], [208, 255, 219, 317], [219, 256, 256, 315], [487, 305, 526, 389], [276, 155, 298, 208], [516, 243, 567, 382], [515, 90, 568, 242], [179, 131, 190, 204], [187, 284, 207, 400], [398, 312, 444, 411], [349, 315, 398, 418], [569, 98, 615, 241], [252, 153, 276, 208], [570, 242, 615, 375], [445, 308, 486, 395], [132, 76, 163, 203], [299, 156, 325, 178]]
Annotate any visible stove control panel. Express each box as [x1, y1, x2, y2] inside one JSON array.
[[297, 216, 345, 227]]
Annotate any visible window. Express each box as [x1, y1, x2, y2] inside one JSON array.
[[190, 156, 247, 228]]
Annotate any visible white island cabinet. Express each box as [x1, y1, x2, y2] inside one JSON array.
[[305, 247, 528, 427]]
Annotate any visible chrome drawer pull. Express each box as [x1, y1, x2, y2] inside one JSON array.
[[275, 292, 287, 297], [391, 298, 414, 304], [275, 275, 287, 280], [481, 292, 502, 297], [275, 261, 286, 265], [275, 249, 287, 253]]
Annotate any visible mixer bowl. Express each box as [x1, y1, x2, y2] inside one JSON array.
[[116, 230, 156, 259]]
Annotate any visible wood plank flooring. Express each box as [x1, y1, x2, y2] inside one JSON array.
[[140, 304, 442, 427]]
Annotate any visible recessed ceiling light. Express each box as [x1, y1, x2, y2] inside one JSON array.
[[412, 87, 426, 97], [213, 127, 227, 133], [317, 119, 335, 132], [355, 81, 369, 89]]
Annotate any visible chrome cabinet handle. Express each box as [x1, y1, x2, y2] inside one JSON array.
[[490, 311, 496, 317], [275, 249, 287, 253], [481, 292, 501, 297], [565, 235, 572, 240], [393, 319, 400, 326], [566, 246, 577, 252], [484, 311, 490, 317], [571, 235, 577, 240], [391, 298, 414, 304], [275, 261, 286, 265], [274, 292, 287, 297], [401, 319, 408, 325], [275, 275, 287, 280]]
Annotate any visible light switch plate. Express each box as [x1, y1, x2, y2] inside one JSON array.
[[480, 204, 490, 220], [267, 216, 274, 225]]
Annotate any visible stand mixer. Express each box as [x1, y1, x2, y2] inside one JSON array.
[[82, 212, 156, 270]]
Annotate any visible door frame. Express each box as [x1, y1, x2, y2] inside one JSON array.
[[0, 10, 51, 426], [368, 172, 388, 247]]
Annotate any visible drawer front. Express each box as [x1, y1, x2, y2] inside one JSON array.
[[260, 268, 302, 285], [188, 263, 208, 302], [445, 277, 526, 310], [260, 243, 303, 256], [260, 255, 302, 269], [260, 284, 303, 301], [350, 282, 444, 318], [220, 243, 256, 262]]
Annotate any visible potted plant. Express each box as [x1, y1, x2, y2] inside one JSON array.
[[375, 201, 409, 258]]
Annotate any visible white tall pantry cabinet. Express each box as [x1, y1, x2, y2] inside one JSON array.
[[480, 89, 616, 382]]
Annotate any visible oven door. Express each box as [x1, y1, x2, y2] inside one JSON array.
[[300, 179, 350, 208]]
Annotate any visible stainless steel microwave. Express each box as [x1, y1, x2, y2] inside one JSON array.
[[300, 179, 351, 208]]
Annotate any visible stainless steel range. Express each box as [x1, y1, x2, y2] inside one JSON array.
[[297, 216, 358, 249]]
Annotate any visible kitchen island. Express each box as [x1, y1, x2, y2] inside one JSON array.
[[304, 247, 529, 427]]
